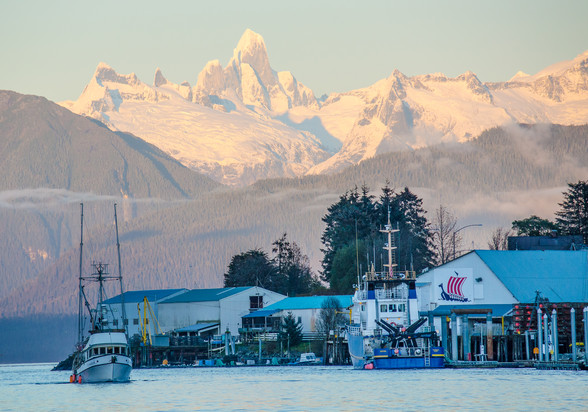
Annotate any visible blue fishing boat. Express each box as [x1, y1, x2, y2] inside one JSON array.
[[347, 213, 444, 369]]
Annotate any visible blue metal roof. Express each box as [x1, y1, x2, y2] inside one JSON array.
[[242, 309, 281, 319], [102, 289, 187, 304], [263, 295, 353, 311], [162, 287, 252, 303], [430, 304, 514, 317], [475, 250, 588, 303]]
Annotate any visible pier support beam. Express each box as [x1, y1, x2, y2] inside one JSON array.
[[486, 312, 493, 361], [462, 315, 470, 361], [441, 316, 449, 356], [524, 331, 530, 360], [551, 309, 558, 361], [543, 313, 549, 361], [584, 307, 588, 356], [571, 308, 577, 362], [451, 312, 458, 361], [537, 309, 543, 362]]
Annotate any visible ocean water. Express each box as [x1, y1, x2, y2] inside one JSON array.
[[1, 363, 586, 411]]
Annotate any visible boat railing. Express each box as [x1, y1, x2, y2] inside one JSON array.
[[364, 270, 416, 282], [357, 288, 408, 300], [375, 288, 408, 300]]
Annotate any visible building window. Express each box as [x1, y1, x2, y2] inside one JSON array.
[[380, 304, 388, 312], [250, 295, 263, 310], [298, 317, 302, 324]]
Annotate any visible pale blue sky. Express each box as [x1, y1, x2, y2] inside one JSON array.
[[1, 0, 587, 102]]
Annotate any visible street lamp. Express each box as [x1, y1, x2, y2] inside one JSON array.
[[452, 224, 483, 260]]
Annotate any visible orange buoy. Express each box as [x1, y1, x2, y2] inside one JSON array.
[[77, 375, 82, 384], [69, 375, 75, 383]]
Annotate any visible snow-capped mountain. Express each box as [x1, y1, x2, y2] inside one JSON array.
[[61, 29, 588, 184], [307, 50, 588, 174], [61, 30, 328, 186]]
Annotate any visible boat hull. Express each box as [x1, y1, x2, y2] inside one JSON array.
[[348, 333, 445, 370], [77, 354, 132, 383]]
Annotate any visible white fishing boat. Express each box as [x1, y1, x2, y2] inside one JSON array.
[[70, 204, 132, 383]]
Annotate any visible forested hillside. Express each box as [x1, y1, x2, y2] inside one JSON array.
[[1, 123, 586, 320]]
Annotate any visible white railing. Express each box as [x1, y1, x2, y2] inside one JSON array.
[[357, 288, 408, 301]]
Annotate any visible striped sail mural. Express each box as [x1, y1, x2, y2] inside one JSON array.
[[435, 269, 472, 303]]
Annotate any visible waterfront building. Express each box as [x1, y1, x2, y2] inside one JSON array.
[[241, 295, 352, 340], [157, 287, 286, 337], [416, 249, 588, 361]]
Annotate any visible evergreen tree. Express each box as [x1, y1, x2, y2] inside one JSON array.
[[556, 180, 588, 243], [223, 249, 283, 292], [329, 240, 366, 293], [511, 215, 559, 236], [320, 187, 371, 282], [389, 187, 433, 272], [272, 233, 319, 296], [321, 183, 434, 289], [278, 312, 303, 350]]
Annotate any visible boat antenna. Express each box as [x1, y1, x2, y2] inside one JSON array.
[[114, 203, 128, 336], [78, 203, 84, 345]]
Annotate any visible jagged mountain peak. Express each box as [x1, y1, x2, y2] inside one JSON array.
[[154, 68, 168, 87], [93, 62, 139, 86], [231, 29, 274, 86]]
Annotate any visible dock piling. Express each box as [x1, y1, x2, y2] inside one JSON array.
[[543, 313, 549, 361], [551, 309, 558, 361], [571, 308, 577, 362], [451, 313, 458, 361], [537, 309, 543, 362]]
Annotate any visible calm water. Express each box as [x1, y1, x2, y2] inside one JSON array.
[[1, 363, 586, 411]]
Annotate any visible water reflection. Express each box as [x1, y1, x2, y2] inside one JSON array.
[[1, 364, 586, 411]]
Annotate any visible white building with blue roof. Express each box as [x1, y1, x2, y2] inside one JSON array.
[[242, 295, 353, 338], [417, 249, 588, 359], [157, 287, 286, 336]]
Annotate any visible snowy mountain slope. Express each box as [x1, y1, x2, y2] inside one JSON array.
[[61, 29, 588, 183], [61, 64, 329, 186], [307, 51, 588, 174]]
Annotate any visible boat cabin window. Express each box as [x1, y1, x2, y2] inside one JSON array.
[[100, 347, 106, 355], [133, 318, 139, 325], [380, 304, 388, 312], [389, 304, 397, 312], [113, 319, 119, 326], [114, 347, 120, 354], [361, 305, 365, 312], [123, 319, 128, 326], [93, 348, 98, 356], [107, 347, 113, 354], [398, 304, 406, 312]]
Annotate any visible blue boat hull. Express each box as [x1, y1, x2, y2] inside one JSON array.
[[348, 334, 445, 369], [373, 356, 444, 369]]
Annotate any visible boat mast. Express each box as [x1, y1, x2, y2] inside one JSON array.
[[114, 203, 128, 336], [380, 208, 398, 277], [78, 203, 84, 345]]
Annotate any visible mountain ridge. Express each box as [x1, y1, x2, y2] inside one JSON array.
[[60, 30, 588, 185]]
